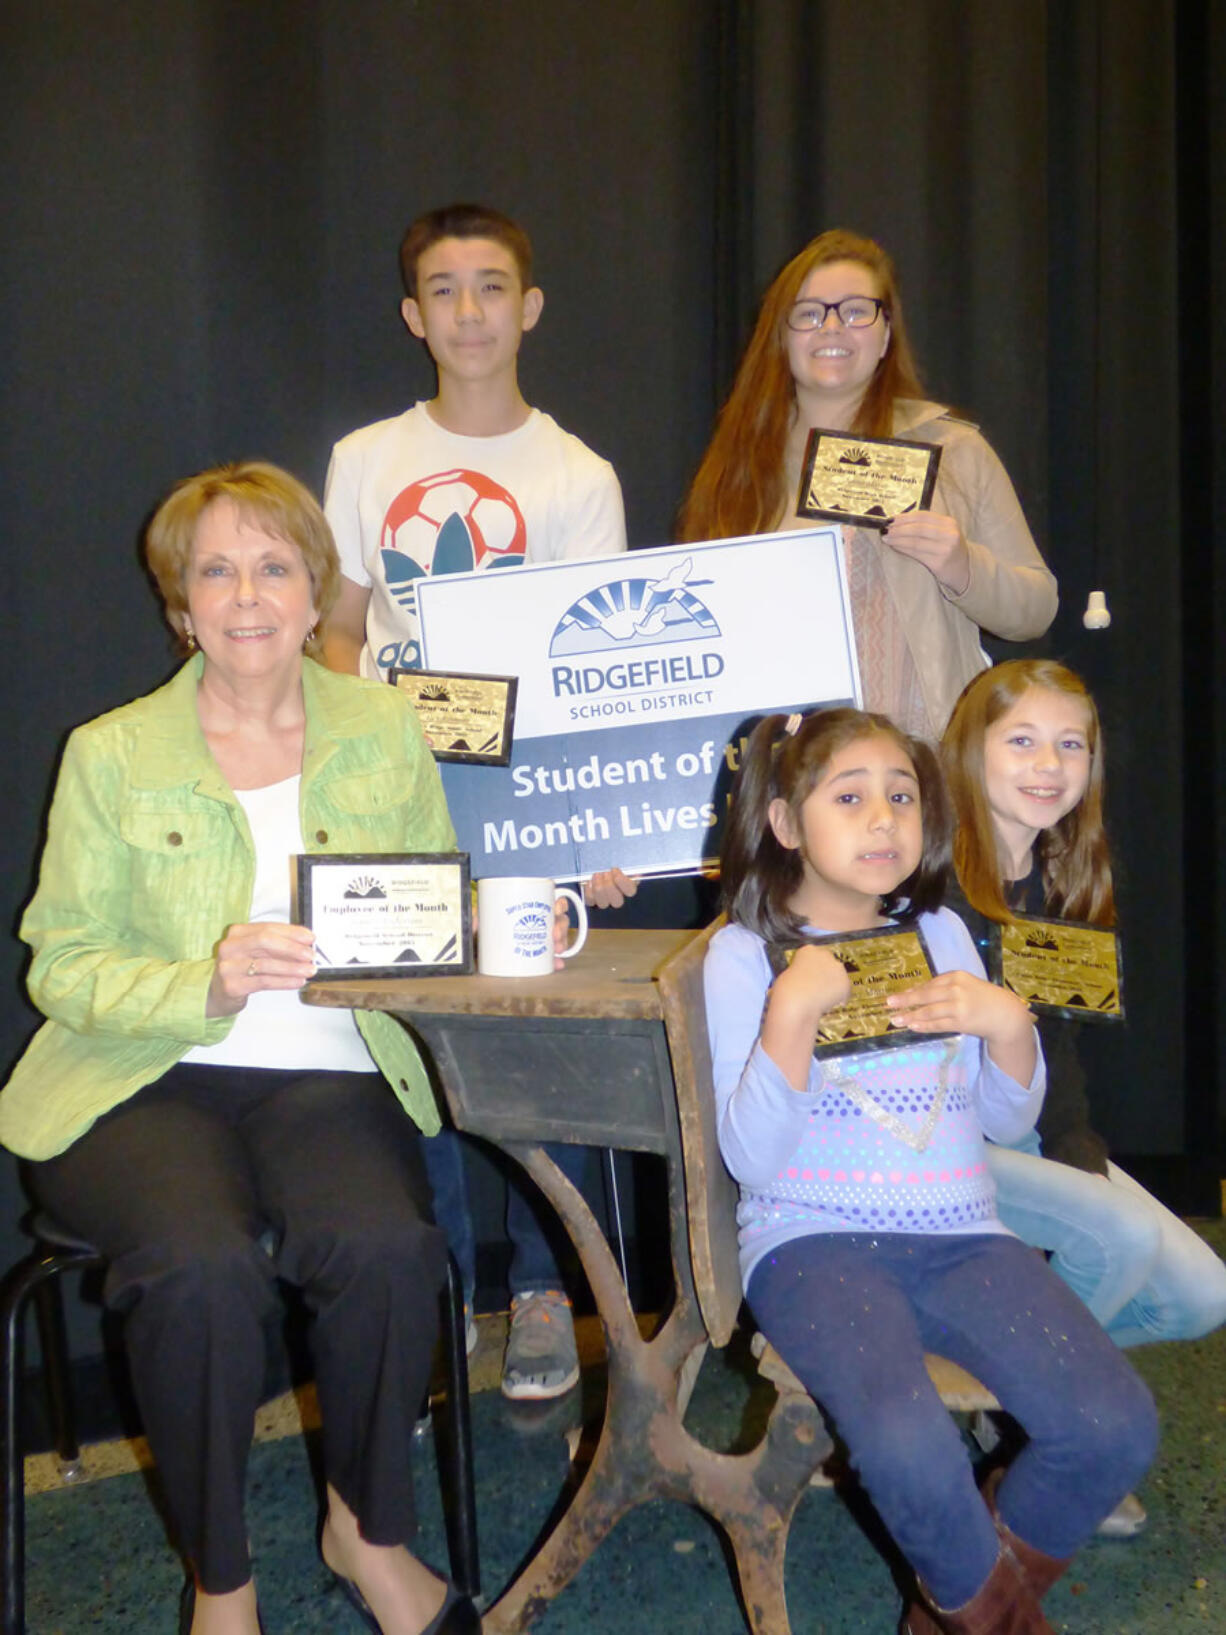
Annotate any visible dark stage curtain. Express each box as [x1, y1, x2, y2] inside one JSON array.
[[711, 0, 1224, 1183], [2, 0, 1223, 1343]]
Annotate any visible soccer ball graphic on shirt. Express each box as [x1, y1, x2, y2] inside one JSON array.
[[380, 468, 527, 615]]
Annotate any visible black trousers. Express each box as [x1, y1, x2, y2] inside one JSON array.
[[28, 1064, 446, 1593]]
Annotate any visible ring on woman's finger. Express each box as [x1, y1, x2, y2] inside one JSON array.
[[247, 960, 258, 977]]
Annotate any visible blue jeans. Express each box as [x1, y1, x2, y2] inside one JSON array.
[[987, 1143, 1226, 1346], [422, 1128, 591, 1304], [748, 1231, 1157, 1609]]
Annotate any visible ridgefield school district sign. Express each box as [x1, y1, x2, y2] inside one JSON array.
[[416, 527, 859, 881]]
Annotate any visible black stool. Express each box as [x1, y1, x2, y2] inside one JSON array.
[[0, 1215, 479, 1634]]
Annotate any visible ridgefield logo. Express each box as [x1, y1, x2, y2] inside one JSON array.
[[549, 559, 725, 701], [511, 907, 551, 953]]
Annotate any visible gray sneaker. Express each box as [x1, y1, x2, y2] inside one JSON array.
[[501, 1289, 579, 1400]]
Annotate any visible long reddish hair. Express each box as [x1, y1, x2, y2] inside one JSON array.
[[678, 230, 925, 543], [941, 660, 1114, 927]]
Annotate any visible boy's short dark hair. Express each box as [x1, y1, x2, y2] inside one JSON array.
[[399, 203, 534, 299]]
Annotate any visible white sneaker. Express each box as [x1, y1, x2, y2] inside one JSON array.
[[1096, 1490, 1147, 1538]]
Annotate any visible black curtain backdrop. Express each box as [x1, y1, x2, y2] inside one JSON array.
[[2, 0, 1223, 1352]]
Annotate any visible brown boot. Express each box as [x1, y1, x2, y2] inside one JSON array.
[[900, 1593, 944, 1635], [900, 1593, 945, 1635], [899, 1547, 1055, 1633], [981, 1467, 1072, 1601]]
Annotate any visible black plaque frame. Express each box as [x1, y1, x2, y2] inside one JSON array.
[[296, 851, 473, 980], [988, 913, 1125, 1024], [797, 428, 942, 530], [778, 920, 957, 1057]]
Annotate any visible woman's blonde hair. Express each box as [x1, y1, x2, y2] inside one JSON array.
[[145, 461, 340, 659], [678, 229, 924, 543], [941, 660, 1114, 926]]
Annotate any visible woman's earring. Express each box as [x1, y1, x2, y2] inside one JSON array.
[[184, 626, 196, 650], [304, 624, 317, 651]]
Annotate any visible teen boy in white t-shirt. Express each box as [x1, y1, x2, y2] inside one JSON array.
[[323, 205, 626, 679], [323, 205, 633, 1401]]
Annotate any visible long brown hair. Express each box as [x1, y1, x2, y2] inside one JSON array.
[[721, 708, 951, 944], [941, 660, 1114, 926], [678, 230, 925, 543]]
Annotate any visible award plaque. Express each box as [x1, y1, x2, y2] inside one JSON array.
[[796, 428, 942, 530], [989, 915, 1124, 1023], [389, 668, 518, 765], [780, 922, 955, 1056], [296, 852, 473, 980]]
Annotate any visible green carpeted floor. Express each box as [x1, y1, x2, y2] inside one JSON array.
[[25, 1221, 1226, 1633]]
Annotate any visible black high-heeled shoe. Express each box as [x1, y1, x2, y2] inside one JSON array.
[[331, 1570, 480, 1635]]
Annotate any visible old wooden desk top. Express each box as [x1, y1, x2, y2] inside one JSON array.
[[305, 927, 694, 1022]]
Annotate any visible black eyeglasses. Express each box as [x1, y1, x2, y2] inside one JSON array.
[[786, 296, 887, 332]]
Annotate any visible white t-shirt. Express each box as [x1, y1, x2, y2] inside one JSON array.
[[324, 402, 627, 679], [183, 776, 372, 1072]]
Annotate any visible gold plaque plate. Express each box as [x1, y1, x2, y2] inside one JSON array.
[[779, 922, 955, 1056], [797, 428, 942, 530], [390, 668, 518, 765], [990, 915, 1123, 1022]]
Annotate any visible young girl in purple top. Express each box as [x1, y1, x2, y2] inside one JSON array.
[[704, 706, 1157, 1634]]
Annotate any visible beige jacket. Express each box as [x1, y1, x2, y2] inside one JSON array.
[[784, 399, 1057, 735]]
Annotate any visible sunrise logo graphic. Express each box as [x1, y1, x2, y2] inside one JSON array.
[[548, 558, 720, 657]]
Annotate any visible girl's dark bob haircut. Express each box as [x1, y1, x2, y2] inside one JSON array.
[[720, 707, 952, 944]]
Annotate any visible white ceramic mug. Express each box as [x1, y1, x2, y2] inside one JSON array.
[[476, 877, 589, 977]]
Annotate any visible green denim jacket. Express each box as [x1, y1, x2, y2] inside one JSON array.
[[1, 656, 456, 1159]]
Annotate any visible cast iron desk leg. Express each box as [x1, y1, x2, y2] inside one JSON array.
[[481, 1146, 832, 1635]]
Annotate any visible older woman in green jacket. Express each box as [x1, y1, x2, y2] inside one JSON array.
[[2, 463, 476, 1635]]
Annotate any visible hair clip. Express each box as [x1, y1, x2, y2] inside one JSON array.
[[784, 713, 804, 736]]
